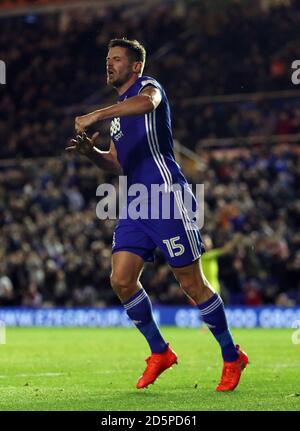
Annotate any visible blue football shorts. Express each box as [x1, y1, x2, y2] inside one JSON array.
[[112, 187, 205, 268]]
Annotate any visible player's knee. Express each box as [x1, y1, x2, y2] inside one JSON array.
[[180, 276, 210, 298], [110, 273, 136, 295]]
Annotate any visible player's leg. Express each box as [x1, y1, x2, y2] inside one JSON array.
[[172, 258, 239, 360], [110, 250, 177, 389], [111, 215, 178, 388], [111, 250, 167, 353], [142, 186, 248, 391], [172, 258, 248, 391], [110, 250, 144, 302]]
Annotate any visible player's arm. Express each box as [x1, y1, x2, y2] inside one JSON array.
[[66, 132, 122, 175], [219, 233, 243, 255], [75, 86, 162, 133]]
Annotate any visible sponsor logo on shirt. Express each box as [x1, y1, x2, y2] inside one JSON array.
[[110, 117, 124, 141]]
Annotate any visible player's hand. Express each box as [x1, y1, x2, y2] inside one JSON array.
[[65, 132, 99, 156], [75, 113, 98, 133], [229, 232, 244, 248], [233, 232, 243, 243]]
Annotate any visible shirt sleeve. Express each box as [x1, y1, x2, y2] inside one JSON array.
[[138, 78, 161, 94]]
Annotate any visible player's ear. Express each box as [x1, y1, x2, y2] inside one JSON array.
[[133, 61, 143, 74]]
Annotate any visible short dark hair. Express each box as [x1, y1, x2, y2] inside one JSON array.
[[108, 38, 146, 64]]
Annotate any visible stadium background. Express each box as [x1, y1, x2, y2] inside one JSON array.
[[0, 0, 300, 328]]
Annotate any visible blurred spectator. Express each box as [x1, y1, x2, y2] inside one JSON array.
[[1, 1, 300, 157], [0, 145, 299, 306], [0, 1, 299, 307]]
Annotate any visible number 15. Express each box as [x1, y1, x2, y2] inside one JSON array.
[[162, 236, 185, 257]]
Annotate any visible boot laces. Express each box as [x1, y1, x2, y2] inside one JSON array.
[[222, 363, 237, 382], [144, 355, 164, 373]]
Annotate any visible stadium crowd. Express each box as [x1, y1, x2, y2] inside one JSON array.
[[0, 0, 300, 306], [0, 145, 299, 307], [1, 0, 300, 157]]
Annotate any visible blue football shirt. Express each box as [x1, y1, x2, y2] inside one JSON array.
[[110, 76, 188, 195]]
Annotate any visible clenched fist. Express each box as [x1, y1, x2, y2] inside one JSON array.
[[65, 132, 99, 156]]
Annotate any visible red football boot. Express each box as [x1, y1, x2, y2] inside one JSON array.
[[136, 344, 178, 389], [216, 345, 249, 392]]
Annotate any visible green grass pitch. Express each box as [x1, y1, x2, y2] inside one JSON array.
[[0, 327, 299, 411]]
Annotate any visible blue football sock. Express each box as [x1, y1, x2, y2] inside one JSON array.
[[197, 293, 239, 362], [123, 289, 168, 354]]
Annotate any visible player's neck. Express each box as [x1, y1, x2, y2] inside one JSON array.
[[116, 75, 140, 96]]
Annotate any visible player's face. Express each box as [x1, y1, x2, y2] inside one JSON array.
[[106, 47, 135, 88]]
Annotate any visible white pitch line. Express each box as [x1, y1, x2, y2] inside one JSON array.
[[94, 369, 136, 375], [0, 372, 66, 378], [0, 370, 137, 378], [257, 364, 300, 369]]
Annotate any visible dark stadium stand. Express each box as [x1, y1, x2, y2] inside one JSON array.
[[0, 0, 299, 306]]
